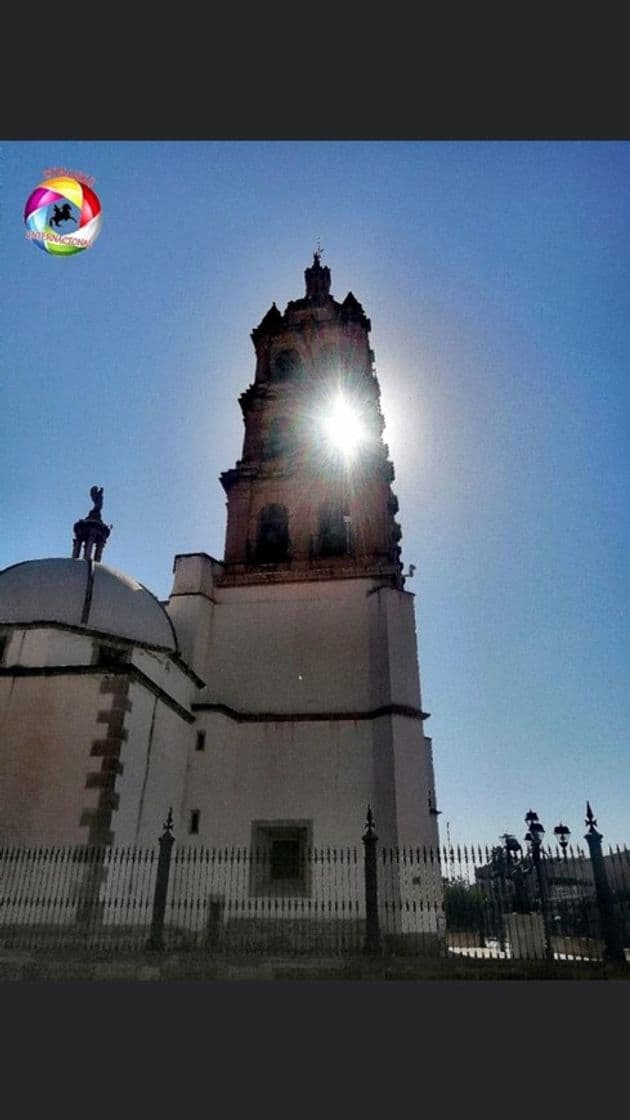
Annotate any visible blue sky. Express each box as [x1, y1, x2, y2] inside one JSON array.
[[2, 141, 628, 847]]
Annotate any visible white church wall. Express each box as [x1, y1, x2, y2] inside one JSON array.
[[171, 572, 437, 854], [369, 716, 437, 848], [370, 716, 399, 845], [366, 587, 424, 709], [167, 593, 214, 681], [171, 553, 218, 599], [135, 701, 190, 843], [181, 712, 374, 848], [203, 579, 375, 715], [111, 680, 190, 846], [181, 712, 436, 847], [107, 683, 157, 845], [0, 673, 102, 845], [370, 716, 442, 936], [177, 711, 441, 940], [131, 647, 192, 710], [389, 716, 440, 848], [2, 626, 93, 668], [166, 554, 218, 679], [381, 589, 425, 708]]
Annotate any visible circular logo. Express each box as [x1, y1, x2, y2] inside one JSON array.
[[24, 176, 102, 256]]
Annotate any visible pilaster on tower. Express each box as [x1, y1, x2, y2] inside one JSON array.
[[218, 256, 404, 588]]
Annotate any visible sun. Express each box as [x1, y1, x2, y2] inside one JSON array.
[[322, 393, 367, 460]]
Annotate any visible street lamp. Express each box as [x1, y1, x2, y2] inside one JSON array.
[[524, 809, 545, 850], [524, 809, 553, 960], [553, 822, 571, 859], [501, 833, 522, 857], [498, 833, 530, 915]]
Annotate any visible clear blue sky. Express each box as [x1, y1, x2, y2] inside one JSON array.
[[2, 141, 628, 847]]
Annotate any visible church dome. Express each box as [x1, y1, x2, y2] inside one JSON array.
[[0, 558, 178, 652]]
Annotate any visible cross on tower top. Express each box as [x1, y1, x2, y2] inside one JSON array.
[[305, 248, 331, 301]]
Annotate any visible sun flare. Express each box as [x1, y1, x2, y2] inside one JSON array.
[[323, 394, 366, 460]]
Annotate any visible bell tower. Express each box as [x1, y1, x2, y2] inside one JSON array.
[[219, 253, 403, 587], [169, 253, 439, 860]]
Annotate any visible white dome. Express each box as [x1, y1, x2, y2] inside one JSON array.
[[0, 559, 177, 652]]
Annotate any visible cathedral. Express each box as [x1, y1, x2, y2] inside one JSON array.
[[0, 254, 440, 868]]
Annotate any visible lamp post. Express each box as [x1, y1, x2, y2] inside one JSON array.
[[499, 833, 530, 915], [491, 833, 530, 956], [553, 822, 571, 859], [524, 809, 553, 960], [550, 822, 571, 944]]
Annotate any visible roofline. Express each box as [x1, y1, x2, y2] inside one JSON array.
[[0, 557, 180, 656], [172, 552, 225, 571]]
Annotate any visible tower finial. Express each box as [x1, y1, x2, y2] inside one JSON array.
[[72, 485, 111, 561], [364, 804, 376, 836], [305, 247, 331, 302]]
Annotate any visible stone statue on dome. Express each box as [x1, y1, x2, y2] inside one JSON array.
[[72, 485, 111, 561]]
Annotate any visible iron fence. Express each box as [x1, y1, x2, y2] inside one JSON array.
[[0, 845, 158, 951], [1, 828, 628, 962], [167, 845, 365, 954]]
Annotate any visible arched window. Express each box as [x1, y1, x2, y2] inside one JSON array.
[[271, 348, 302, 381], [317, 344, 338, 377], [264, 416, 294, 459], [318, 502, 349, 557], [255, 504, 289, 564]]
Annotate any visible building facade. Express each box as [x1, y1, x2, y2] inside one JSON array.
[[0, 256, 440, 883]]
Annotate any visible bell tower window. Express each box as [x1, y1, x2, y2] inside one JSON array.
[[318, 502, 350, 557], [264, 417, 294, 460], [271, 348, 302, 382], [255, 504, 289, 564]]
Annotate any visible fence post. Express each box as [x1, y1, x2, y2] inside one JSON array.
[[363, 805, 381, 954], [584, 802, 626, 965], [146, 808, 175, 952]]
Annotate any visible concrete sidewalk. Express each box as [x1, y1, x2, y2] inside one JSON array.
[[1, 948, 628, 981]]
